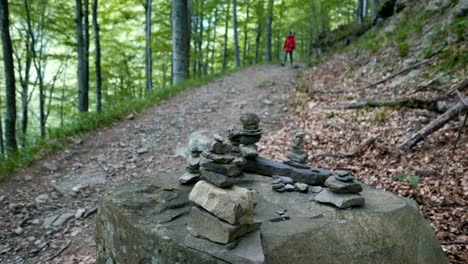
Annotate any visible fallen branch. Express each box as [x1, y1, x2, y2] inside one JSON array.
[[46, 240, 72, 261], [323, 79, 468, 113], [322, 98, 444, 112], [365, 60, 431, 89], [315, 136, 377, 158], [400, 97, 468, 150], [441, 240, 468, 246]]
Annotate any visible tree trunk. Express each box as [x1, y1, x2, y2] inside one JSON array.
[[84, 0, 90, 110], [371, 0, 379, 23], [0, 0, 17, 153], [242, 3, 250, 65], [76, 0, 87, 112], [171, 0, 190, 84], [24, 0, 46, 137], [254, 0, 264, 64], [145, 0, 153, 92], [265, 0, 273, 62], [210, 7, 218, 74], [197, 0, 205, 76], [222, 2, 230, 71], [232, 0, 240, 67], [92, 0, 102, 112], [356, 0, 364, 26]]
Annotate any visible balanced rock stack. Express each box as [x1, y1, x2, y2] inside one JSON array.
[[187, 136, 258, 247], [271, 175, 309, 193], [238, 113, 262, 159], [199, 135, 244, 187], [314, 170, 365, 209], [179, 147, 202, 185], [284, 131, 309, 168]]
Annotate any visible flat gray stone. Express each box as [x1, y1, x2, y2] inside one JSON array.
[[187, 206, 260, 244], [309, 186, 323, 193], [189, 181, 254, 225], [325, 176, 363, 194], [53, 170, 107, 194], [240, 113, 260, 126], [283, 160, 309, 169], [43, 162, 57, 172], [314, 189, 365, 209], [239, 135, 262, 145], [294, 183, 309, 193], [42, 214, 60, 229], [201, 170, 234, 188], [185, 229, 265, 264], [272, 175, 294, 184], [53, 213, 74, 226], [287, 151, 308, 163], [202, 152, 235, 164], [284, 184, 296, 192], [179, 172, 200, 185], [209, 140, 231, 155], [245, 157, 331, 185], [200, 158, 242, 177], [240, 145, 259, 159]]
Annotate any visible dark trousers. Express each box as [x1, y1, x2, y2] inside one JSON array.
[[283, 51, 293, 64]]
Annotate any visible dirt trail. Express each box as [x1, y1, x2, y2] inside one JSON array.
[[0, 65, 298, 263]]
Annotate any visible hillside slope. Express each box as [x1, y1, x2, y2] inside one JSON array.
[[259, 0, 467, 262]]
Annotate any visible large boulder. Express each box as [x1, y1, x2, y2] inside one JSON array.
[[96, 174, 447, 264]]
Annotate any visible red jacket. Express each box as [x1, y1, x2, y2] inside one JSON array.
[[283, 35, 296, 52]]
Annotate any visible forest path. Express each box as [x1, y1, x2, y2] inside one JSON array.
[[0, 65, 298, 263]]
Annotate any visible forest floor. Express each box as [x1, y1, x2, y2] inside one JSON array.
[[0, 65, 296, 264], [0, 62, 466, 263]]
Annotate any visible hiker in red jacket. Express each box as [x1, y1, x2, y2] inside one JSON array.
[[282, 32, 296, 66]]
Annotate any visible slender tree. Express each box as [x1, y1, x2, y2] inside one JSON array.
[[172, 0, 190, 84], [92, 0, 102, 112], [222, 2, 230, 71], [254, 0, 264, 64], [232, 0, 240, 67], [84, 0, 90, 107], [76, 0, 87, 112], [209, 7, 218, 73], [242, 2, 250, 65], [265, 0, 273, 62], [0, 0, 17, 153], [145, 0, 153, 92]]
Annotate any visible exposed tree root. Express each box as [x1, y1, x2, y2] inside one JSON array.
[[314, 136, 377, 158]]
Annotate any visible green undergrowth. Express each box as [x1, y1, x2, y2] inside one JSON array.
[[0, 66, 250, 180]]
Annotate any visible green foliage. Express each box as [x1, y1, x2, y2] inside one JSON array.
[[325, 112, 336, 119], [371, 109, 389, 124], [393, 173, 420, 189], [448, 16, 468, 40], [396, 41, 409, 57]]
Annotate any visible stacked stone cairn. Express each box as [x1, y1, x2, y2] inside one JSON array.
[[284, 131, 309, 168], [187, 135, 259, 248], [238, 113, 262, 159], [272, 131, 309, 193], [179, 147, 202, 185], [314, 170, 365, 209]]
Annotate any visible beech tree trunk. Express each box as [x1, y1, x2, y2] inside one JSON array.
[[0, 0, 17, 153], [210, 7, 218, 73], [254, 0, 264, 64], [84, 0, 90, 109], [243, 3, 250, 65], [222, 2, 230, 71], [232, 0, 240, 67], [172, 0, 190, 84], [265, 0, 273, 62], [92, 0, 102, 112], [76, 0, 87, 112], [145, 0, 153, 92]]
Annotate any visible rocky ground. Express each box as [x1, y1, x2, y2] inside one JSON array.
[[0, 65, 296, 263]]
